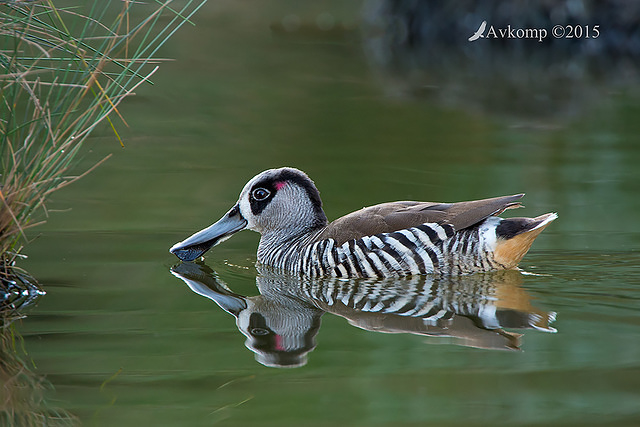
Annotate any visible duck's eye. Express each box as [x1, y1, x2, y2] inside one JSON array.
[[252, 188, 270, 201], [250, 327, 270, 336]]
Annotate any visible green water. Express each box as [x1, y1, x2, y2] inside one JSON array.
[[8, 2, 640, 426]]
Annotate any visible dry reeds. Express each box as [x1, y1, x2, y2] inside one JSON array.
[[0, 1, 207, 424], [0, 0, 206, 276]]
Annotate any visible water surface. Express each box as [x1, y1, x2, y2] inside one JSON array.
[[8, 1, 640, 426]]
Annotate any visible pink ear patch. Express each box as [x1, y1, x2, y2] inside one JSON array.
[[274, 334, 285, 351], [274, 181, 287, 191]]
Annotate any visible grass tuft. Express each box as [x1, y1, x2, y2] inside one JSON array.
[[0, 0, 207, 279], [0, 1, 208, 424]]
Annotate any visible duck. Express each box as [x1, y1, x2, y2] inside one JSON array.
[[170, 167, 557, 277]]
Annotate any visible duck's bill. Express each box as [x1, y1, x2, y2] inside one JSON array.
[[170, 205, 247, 262]]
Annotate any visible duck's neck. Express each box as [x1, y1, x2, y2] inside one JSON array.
[[257, 226, 326, 269]]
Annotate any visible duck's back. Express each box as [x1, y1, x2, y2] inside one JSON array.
[[295, 194, 555, 277], [317, 194, 524, 244]]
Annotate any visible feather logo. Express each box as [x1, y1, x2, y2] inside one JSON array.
[[468, 21, 487, 41]]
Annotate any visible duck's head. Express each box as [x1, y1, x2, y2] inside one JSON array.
[[170, 167, 328, 262]]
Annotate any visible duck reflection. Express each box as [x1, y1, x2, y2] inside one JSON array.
[[170, 263, 556, 368]]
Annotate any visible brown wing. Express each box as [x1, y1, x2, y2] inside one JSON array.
[[317, 194, 524, 245]]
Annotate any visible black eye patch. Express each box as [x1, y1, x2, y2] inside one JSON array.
[[249, 181, 277, 215]]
